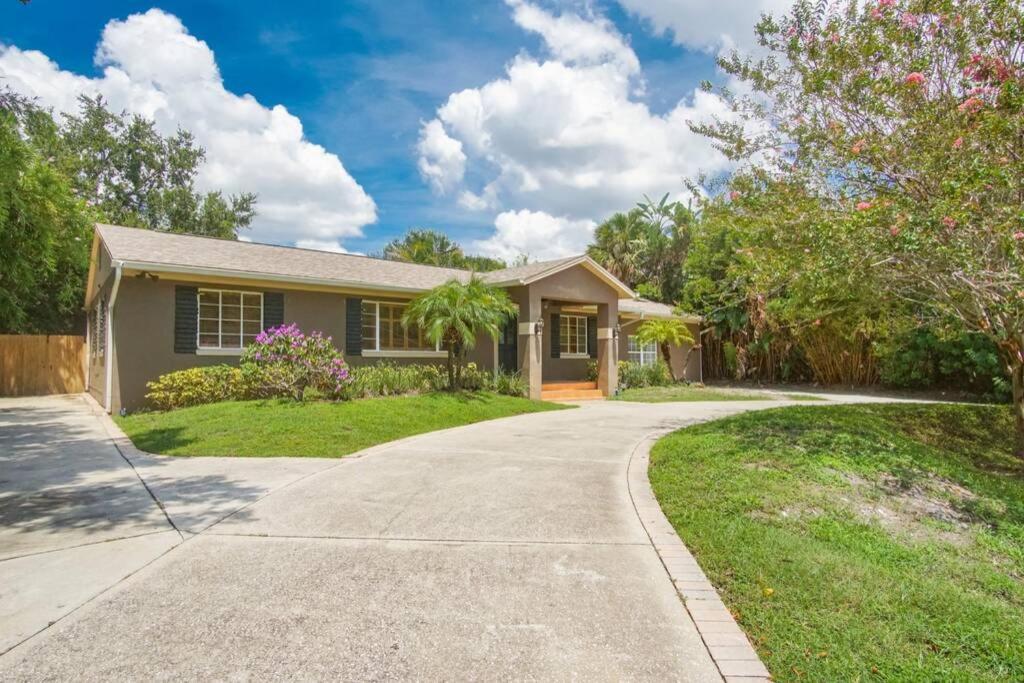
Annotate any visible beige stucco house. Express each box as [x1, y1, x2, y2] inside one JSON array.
[[84, 224, 701, 413]]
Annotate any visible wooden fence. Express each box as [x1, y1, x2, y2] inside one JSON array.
[[0, 335, 86, 397]]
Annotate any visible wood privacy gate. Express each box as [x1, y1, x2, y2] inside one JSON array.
[[0, 335, 86, 397]]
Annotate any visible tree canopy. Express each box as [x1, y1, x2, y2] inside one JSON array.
[[382, 228, 506, 271], [0, 91, 258, 333], [691, 0, 1024, 452]]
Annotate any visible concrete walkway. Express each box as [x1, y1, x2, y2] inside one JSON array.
[[0, 391, 877, 680]]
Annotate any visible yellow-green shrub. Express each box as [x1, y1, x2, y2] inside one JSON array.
[[145, 365, 243, 411]]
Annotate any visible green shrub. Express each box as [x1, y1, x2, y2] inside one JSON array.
[[877, 330, 1010, 402], [618, 360, 673, 389], [341, 362, 527, 399], [145, 365, 243, 411], [589, 360, 673, 389], [342, 362, 435, 399], [490, 370, 528, 397]]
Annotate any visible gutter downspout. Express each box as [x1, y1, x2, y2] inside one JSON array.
[[104, 262, 123, 414]]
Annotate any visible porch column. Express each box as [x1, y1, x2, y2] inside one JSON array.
[[513, 288, 543, 400], [596, 302, 618, 396]]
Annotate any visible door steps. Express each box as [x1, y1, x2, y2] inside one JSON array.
[[541, 381, 604, 401]]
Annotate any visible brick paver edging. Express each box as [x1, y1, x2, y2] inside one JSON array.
[[627, 434, 772, 683]]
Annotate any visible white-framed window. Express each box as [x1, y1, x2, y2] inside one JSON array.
[[628, 335, 658, 366], [197, 289, 263, 351], [559, 314, 588, 357], [360, 300, 442, 355]]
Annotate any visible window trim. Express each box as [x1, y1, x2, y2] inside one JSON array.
[[627, 335, 658, 366], [559, 314, 588, 358], [196, 288, 263, 353], [360, 299, 442, 356]]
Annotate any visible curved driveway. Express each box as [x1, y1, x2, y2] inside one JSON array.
[[0, 393, 857, 680]]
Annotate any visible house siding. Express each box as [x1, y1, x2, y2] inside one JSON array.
[[109, 277, 498, 412]]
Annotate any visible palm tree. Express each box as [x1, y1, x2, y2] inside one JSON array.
[[635, 318, 696, 382], [402, 276, 516, 390], [383, 229, 465, 267]]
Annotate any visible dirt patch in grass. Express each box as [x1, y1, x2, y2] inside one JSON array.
[[835, 470, 980, 547]]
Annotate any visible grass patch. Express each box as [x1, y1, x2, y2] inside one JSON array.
[[117, 392, 566, 458], [649, 403, 1022, 681], [610, 382, 811, 403]]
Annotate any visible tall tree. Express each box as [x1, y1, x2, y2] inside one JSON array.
[[588, 196, 694, 303], [0, 109, 91, 333], [383, 229, 464, 267], [383, 228, 506, 271], [695, 0, 1024, 453], [31, 95, 255, 238]]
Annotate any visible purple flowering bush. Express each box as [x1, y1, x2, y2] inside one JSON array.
[[240, 323, 350, 401]]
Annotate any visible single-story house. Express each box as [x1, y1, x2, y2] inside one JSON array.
[[84, 224, 702, 412]]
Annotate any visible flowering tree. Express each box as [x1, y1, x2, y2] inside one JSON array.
[[241, 323, 349, 400], [696, 0, 1024, 455]]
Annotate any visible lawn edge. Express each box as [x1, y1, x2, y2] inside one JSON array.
[[627, 432, 772, 682]]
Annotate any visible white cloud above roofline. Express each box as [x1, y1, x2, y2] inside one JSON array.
[[0, 9, 377, 248]]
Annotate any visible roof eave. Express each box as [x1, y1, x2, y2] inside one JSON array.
[[117, 260, 437, 296]]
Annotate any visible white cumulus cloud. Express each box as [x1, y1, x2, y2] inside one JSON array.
[[0, 9, 376, 247], [418, 1, 736, 260], [616, 0, 793, 55], [416, 118, 466, 195], [473, 209, 596, 262]]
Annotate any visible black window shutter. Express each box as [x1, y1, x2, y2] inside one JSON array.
[[587, 315, 598, 359], [263, 292, 284, 329], [550, 314, 560, 359], [345, 297, 362, 356], [174, 286, 198, 354]]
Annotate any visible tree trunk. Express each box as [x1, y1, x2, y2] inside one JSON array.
[[446, 344, 455, 391], [660, 342, 677, 382], [1012, 358, 1024, 459]]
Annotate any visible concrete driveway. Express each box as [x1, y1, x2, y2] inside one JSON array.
[[0, 392, 853, 680]]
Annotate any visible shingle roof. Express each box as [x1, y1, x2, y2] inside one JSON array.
[[619, 298, 701, 323], [96, 223, 475, 293], [92, 225, 697, 321], [480, 257, 581, 285]]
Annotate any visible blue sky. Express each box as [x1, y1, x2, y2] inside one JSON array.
[[0, 1, 782, 259]]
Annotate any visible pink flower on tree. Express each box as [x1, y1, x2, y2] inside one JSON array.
[[878, 0, 895, 6], [958, 97, 985, 114], [729, 190, 742, 201], [900, 13, 920, 28], [904, 72, 926, 86], [870, 7, 884, 19], [856, 201, 873, 211]]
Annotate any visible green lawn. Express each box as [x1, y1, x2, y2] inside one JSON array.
[[117, 392, 566, 457], [613, 383, 824, 403], [649, 403, 1022, 681]]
